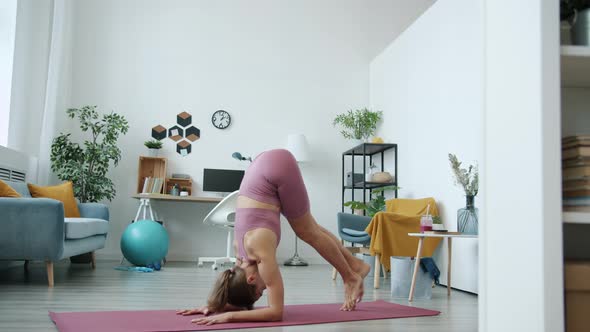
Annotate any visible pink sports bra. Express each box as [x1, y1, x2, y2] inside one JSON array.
[[234, 207, 281, 264]]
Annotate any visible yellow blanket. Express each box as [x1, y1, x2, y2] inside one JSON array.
[[364, 198, 442, 271]]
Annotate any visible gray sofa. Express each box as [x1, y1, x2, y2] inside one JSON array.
[[0, 180, 109, 286]]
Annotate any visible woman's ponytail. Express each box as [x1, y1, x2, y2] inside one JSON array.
[[207, 269, 233, 312], [206, 266, 257, 312]]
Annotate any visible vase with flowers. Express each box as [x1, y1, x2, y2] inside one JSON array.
[[449, 153, 479, 235]]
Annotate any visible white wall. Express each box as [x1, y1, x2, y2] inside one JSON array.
[[369, 0, 482, 293], [67, 0, 433, 262]]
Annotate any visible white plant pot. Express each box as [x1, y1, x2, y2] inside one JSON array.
[[351, 139, 364, 147], [432, 223, 445, 231], [147, 148, 159, 157]]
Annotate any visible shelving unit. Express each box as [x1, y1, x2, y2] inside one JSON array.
[[560, 45, 590, 220], [560, 36, 590, 331], [136, 157, 167, 194], [341, 143, 398, 214], [164, 177, 193, 196]]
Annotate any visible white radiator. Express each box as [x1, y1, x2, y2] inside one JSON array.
[[0, 145, 36, 183], [0, 164, 26, 182]]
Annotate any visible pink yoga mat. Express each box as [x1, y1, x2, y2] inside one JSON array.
[[49, 300, 439, 332]]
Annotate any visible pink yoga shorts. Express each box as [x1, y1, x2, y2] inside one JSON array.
[[239, 149, 310, 220]]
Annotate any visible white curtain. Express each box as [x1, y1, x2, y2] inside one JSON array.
[[37, 0, 71, 185]]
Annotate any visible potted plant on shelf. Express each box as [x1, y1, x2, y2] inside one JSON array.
[[343, 185, 399, 217], [333, 108, 383, 146], [144, 139, 163, 157]]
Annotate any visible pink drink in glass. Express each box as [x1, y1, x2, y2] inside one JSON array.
[[420, 215, 433, 232]]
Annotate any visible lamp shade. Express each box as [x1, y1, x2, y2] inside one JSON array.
[[285, 134, 310, 162]]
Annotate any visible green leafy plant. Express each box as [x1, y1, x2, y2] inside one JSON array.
[[333, 108, 383, 140], [50, 106, 129, 203], [343, 185, 399, 217], [144, 139, 163, 149], [432, 216, 443, 224], [448, 153, 478, 197]]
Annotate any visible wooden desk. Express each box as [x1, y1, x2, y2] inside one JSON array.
[[131, 194, 222, 221], [407, 232, 478, 301]]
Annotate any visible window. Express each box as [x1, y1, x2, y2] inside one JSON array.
[[0, 0, 17, 146]]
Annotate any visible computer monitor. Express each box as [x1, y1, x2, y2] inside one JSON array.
[[202, 168, 245, 193]]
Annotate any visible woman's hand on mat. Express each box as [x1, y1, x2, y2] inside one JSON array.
[[176, 306, 212, 316], [191, 312, 232, 325]]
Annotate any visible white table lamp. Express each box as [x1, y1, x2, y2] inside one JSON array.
[[285, 134, 310, 162]]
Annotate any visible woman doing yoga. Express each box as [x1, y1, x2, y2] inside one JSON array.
[[177, 149, 370, 325]]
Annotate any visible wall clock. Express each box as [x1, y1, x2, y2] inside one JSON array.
[[211, 110, 231, 129]]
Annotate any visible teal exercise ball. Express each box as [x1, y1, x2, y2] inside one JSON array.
[[120, 220, 169, 266]]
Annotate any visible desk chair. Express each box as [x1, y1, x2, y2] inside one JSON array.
[[197, 190, 239, 270]]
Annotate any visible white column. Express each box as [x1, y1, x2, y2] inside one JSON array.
[[482, 0, 563, 331]]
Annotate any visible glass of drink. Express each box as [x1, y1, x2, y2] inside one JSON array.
[[420, 215, 433, 232]]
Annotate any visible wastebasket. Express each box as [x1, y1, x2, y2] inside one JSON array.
[[390, 256, 433, 299]]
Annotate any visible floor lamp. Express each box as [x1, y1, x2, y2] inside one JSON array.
[[284, 134, 310, 267]]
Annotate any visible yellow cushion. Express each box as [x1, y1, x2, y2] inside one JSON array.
[[28, 182, 80, 217], [0, 179, 21, 198]]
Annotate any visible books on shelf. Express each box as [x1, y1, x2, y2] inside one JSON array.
[[562, 135, 590, 209], [564, 205, 590, 213], [563, 177, 590, 189], [562, 135, 590, 160], [563, 196, 590, 206], [141, 177, 165, 194], [563, 166, 590, 179]]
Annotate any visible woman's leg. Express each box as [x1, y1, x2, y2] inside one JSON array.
[[287, 212, 367, 310], [317, 225, 370, 278]]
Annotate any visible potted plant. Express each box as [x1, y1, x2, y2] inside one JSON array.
[[343, 185, 399, 217], [51, 106, 129, 203], [144, 139, 163, 157], [448, 153, 479, 234], [432, 216, 445, 231], [333, 108, 383, 145]]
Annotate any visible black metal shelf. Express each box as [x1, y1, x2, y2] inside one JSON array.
[[344, 182, 397, 190], [342, 143, 397, 156], [341, 143, 398, 215]]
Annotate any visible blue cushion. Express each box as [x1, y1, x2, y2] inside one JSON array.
[[342, 228, 369, 237], [4, 180, 31, 197], [65, 218, 109, 239]]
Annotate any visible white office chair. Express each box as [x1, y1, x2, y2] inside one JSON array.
[[197, 190, 239, 270]]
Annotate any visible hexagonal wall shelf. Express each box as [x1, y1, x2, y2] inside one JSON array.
[[186, 126, 201, 142], [177, 140, 192, 156], [177, 112, 192, 127], [168, 125, 184, 142], [151, 125, 167, 140]]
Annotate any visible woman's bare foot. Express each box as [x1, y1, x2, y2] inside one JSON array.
[[341, 273, 364, 311]]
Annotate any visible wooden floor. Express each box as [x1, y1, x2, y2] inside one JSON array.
[[0, 260, 478, 331]]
